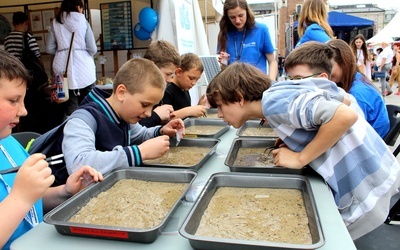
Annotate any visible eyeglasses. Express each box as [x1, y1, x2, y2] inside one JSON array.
[[285, 73, 322, 80]]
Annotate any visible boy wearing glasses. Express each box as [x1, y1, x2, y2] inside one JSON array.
[[206, 42, 400, 240]]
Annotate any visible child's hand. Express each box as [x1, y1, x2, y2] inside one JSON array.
[[65, 166, 103, 195], [138, 135, 170, 160], [272, 147, 306, 169], [153, 104, 174, 122], [190, 105, 207, 118], [198, 94, 211, 108], [160, 119, 185, 137], [10, 153, 54, 207]]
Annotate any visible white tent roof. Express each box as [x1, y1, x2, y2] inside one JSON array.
[[367, 12, 400, 44]]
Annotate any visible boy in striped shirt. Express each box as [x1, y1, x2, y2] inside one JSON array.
[[206, 42, 400, 240]]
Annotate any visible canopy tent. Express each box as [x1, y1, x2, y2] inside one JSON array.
[[294, 11, 373, 30], [367, 12, 400, 44]]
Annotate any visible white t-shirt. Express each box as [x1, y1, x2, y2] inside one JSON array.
[[376, 46, 394, 67]]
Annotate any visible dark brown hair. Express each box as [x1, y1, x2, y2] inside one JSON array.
[[217, 0, 256, 53], [206, 62, 271, 108], [0, 50, 30, 87], [284, 41, 334, 76], [350, 34, 369, 65], [56, 0, 84, 24], [327, 39, 372, 92]]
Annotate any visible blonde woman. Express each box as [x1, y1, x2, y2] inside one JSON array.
[[350, 34, 371, 80], [296, 0, 334, 48]]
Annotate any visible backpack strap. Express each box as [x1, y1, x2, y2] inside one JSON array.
[[28, 109, 97, 154]]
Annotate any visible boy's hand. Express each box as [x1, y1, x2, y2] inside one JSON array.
[[10, 154, 54, 207], [65, 166, 103, 196], [190, 105, 207, 118], [153, 104, 174, 122], [272, 148, 306, 169], [198, 94, 211, 108], [160, 119, 185, 137], [138, 135, 170, 160]]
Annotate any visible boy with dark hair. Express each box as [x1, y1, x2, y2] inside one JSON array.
[[162, 53, 208, 120], [61, 58, 185, 177], [139, 40, 181, 127], [206, 43, 400, 240]]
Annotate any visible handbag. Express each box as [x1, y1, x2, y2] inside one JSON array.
[[21, 33, 49, 97], [50, 32, 74, 103]]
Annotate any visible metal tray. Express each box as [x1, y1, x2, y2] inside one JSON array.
[[199, 108, 220, 119], [142, 138, 220, 170], [225, 138, 303, 174], [179, 172, 325, 250], [236, 120, 278, 138], [44, 168, 197, 243], [184, 118, 229, 138]]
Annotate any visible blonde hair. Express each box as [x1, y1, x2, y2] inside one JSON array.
[[113, 58, 165, 94], [297, 0, 333, 38], [143, 40, 180, 69]]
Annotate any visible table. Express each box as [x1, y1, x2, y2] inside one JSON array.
[[11, 127, 356, 250]]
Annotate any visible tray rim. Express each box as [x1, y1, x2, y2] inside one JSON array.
[[44, 168, 198, 242], [179, 172, 325, 250]]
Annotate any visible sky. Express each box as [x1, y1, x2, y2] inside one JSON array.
[[327, 0, 399, 10], [249, 1, 400, 11]]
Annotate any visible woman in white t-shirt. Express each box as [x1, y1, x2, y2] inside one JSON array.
[[350, 34, 371, 80]]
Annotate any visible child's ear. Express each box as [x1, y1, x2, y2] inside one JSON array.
[[320, 72, 329, 79], [236, 91, 245, 106], [175, 68, 183, 76], [115, 84, 127, 101]]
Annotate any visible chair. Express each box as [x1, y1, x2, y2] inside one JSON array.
[[384, 104, 400, 146], [11, 131, 41, 150]]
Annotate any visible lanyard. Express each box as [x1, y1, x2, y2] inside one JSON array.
[[0, 143, 39, 227], [234, 27, 246, 61]]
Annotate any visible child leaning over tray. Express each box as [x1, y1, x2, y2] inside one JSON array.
[[205, 42, 400, 240]]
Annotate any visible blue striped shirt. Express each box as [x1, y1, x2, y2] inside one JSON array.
[[262, 78, 400, 226]]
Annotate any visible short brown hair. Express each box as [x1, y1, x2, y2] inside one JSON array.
[[113, 58, 165, 94], [0, 50, 30, 87], [180, 53, 204, 73], [206, 62, 271, 108], [284, 41, 334, 77], [143, 40, 180, 69]]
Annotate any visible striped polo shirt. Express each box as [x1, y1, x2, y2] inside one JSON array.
[[4, 31, 41, 60]]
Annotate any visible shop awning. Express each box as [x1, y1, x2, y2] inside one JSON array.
[[294, 11, 373, 30]]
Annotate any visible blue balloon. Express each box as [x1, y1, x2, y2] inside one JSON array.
[[139, 7, 158, 33], [134, 23, 151, 40]]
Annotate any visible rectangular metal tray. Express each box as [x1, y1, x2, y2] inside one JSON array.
[[225, 138, 303, 174], [142, 138, 220, 170], [184, 118, 229, 138], [236, 120, 278, 138], [179, 172, 325, 250], [44, 168, 197, 243]]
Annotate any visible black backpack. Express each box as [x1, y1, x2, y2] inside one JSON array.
[[28, 109, 97, 186], [21, 33, 49, 96]]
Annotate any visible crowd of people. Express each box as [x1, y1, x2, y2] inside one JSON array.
[[1, 0, 399, 248]]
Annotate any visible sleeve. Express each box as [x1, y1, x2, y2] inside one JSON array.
[[46, 22, 57, 55], [138, 111, 162, 127], [28, 33, 42, 58], [62, 118, 142, 175], [162, 84, 175, 106], [85, 21, 97, 56], [261, 24, 275, 54]]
